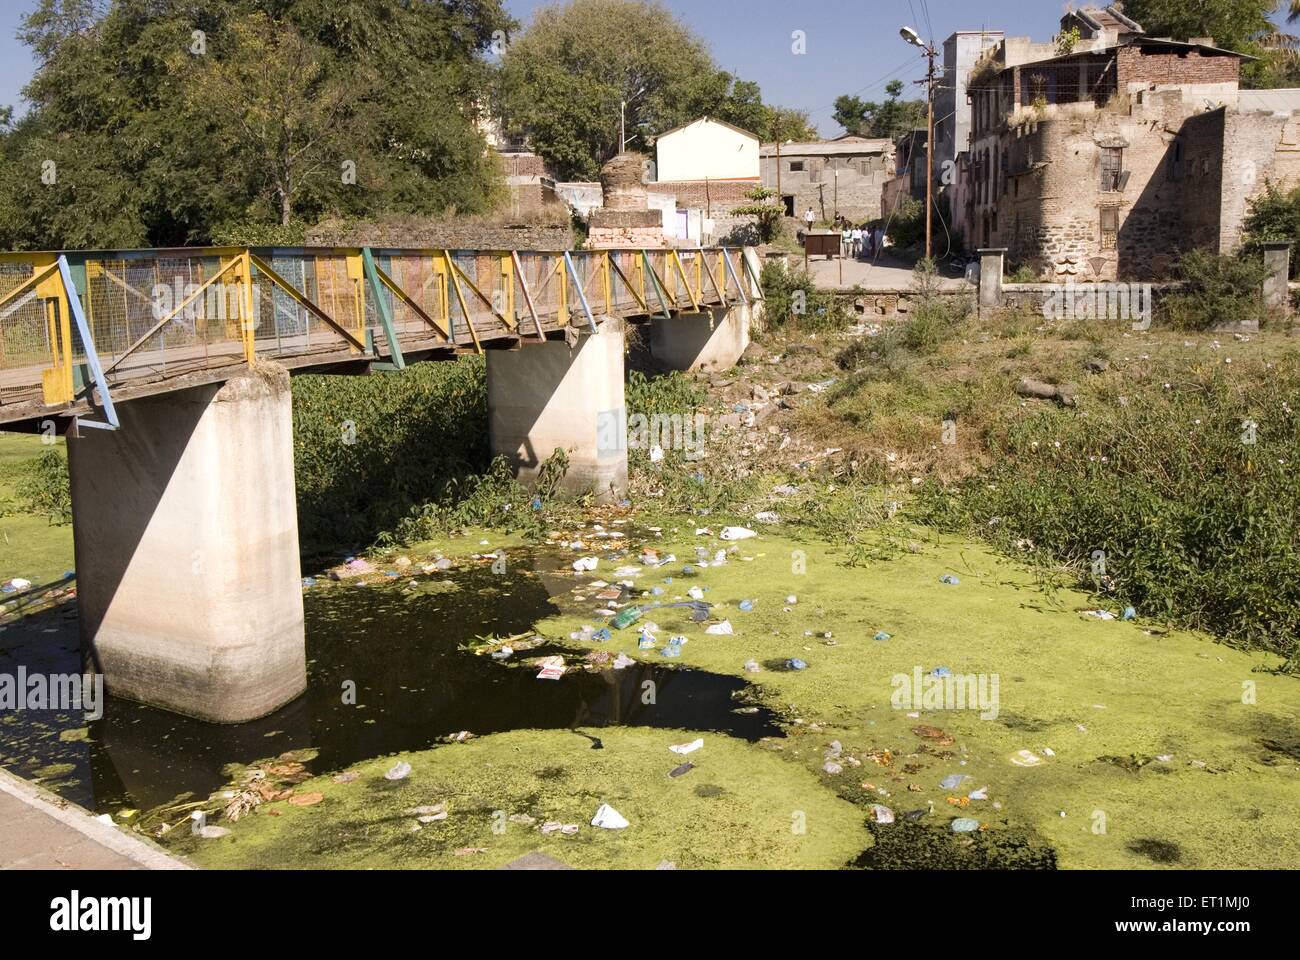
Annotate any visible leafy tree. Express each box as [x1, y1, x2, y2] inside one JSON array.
[[498, 0, 805, 180], [1122, 0, 1276, 52], [833, 80, 925, 140], [1241, 179, 1300, 274], [0, 0, 511, 249], [732, 185, 785, 243]]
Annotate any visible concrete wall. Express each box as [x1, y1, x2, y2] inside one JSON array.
[[67, 364, 306, 723], [657, 119, 760, 182], [486, 320, 627, 502], [761, 144, 891, 223], [938, 31, 1005, 168]]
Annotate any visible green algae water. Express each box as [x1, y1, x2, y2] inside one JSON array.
[[3, 521, 1297, 870], [0, 548, 782, 818]]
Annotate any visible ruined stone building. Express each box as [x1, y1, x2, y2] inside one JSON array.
[[759, 135, 892, 223], [954, 4, 1300, 280]]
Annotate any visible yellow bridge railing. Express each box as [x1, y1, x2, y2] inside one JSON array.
[[0, 245, 762, 422]]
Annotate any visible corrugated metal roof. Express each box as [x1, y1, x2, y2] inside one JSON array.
[[761, 139, 891, 157]]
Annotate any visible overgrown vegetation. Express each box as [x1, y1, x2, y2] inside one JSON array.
[[759, 261, 855, 333], [1161, 249, 1271, 330], [1241, 180, 1300, 275], [292, 360, 491, 554], [917, 356, 1300, 667], [10, 447, 71, 522]]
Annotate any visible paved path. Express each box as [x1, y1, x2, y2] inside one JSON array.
[[803, 252, 972, 291], [0, 768, 189, 870]]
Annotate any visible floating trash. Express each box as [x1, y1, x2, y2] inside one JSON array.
[[871, 804, 895, 825], [1010, 750, 1045, 768], [720, 527, 757, 541], [951, 818, 981, 833], [591, 804, 629, 829], [785, 658, 808, 671], [385, 761, 412, 781], [939, 574, 960, 585], [873, 631, 892, 642]]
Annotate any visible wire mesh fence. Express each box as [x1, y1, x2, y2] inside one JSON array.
[[0, 246, 759, 419]]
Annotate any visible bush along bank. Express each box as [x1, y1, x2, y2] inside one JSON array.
[[916, 354, 1300, 669]]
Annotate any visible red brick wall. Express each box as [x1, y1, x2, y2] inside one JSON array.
[[648, 179, 759, 214], [1116, 47, 1239, 86]]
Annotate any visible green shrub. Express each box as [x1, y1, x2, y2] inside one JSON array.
[[292, 359, 489, 552], [897, 259, 970, 354], [1161, 249, 1271, 330], [15, 449, 72, 525], [759, 261, 854, 332], [1241, 180, 1300, 276], [917, 358, 1300, 667]]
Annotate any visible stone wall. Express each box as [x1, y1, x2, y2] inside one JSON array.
[[965, 94, 1300, 281], [588, 209, 665, 249], [307, 218, 574, 251]]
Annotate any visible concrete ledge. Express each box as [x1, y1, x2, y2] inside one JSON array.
[[0, 767, 191, 870]]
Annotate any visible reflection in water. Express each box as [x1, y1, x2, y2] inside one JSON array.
[[0, 549, 781, 815]]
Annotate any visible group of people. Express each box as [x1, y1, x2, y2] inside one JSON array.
[[800, 208, 885, 260]]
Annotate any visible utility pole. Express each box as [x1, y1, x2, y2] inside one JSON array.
[[926, 50, 936, 260], [620, 100, 626, 153], [901, 26, 939, 261]]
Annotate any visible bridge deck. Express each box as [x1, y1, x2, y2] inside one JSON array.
[[0, 246, 759, 428]]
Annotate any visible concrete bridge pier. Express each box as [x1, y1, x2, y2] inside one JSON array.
[[68, 363, 306, 724], [648, 249, 764, 373], [649, 303, 753, 373], [487, 318, 628, 503]]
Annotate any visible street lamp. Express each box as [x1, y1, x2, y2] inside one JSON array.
[[899, 26, 939, 260]]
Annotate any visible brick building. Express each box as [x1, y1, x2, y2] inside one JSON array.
[[956, 5, 1300, 279]]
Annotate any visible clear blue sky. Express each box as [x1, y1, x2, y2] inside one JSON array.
[[0, 1, 1292, 134]]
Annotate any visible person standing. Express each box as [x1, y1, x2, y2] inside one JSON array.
[[851, 226, 863, 258], [804, 207, 816, 234]]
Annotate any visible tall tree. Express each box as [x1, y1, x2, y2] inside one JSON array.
[[0, 0, 512, 249], [498, 0, 806, 180], [1120, 0, 1275, 52], [1122, 0, 1290, 87], [834, 80, 926, 140]]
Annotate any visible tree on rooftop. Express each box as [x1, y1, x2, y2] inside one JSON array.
[[1120, 0, 1275, 52]]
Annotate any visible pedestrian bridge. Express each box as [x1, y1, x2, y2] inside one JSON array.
[[0, 243, 763, 725], [0, 245, 762, 428]]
